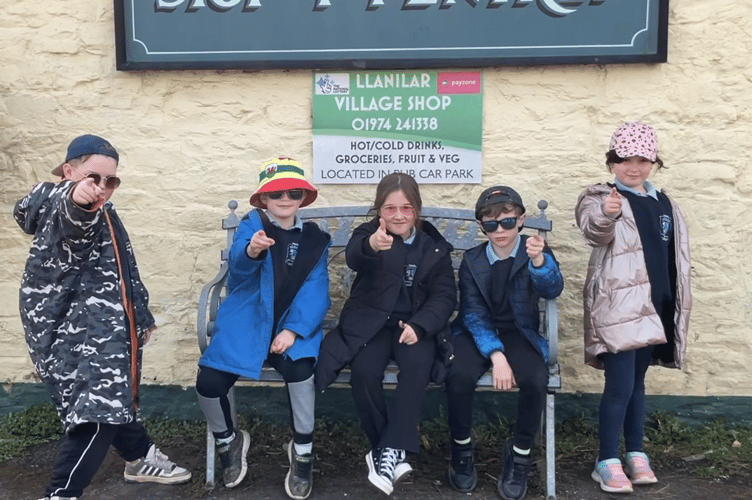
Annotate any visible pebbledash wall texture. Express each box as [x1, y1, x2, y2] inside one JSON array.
[[1, 1, 751, 402]]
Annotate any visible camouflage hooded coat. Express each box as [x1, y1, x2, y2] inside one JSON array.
[[14, 181, 155, 433]]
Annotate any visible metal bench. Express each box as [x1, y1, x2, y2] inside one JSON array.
[[197, 202, 560, 499]]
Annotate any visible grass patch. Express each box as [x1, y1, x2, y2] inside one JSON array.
[[2, 403, 750, 480], [0, 403, 63, 461], [645, 411, 752, 477]]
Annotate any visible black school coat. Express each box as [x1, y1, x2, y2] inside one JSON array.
[[315, 218, 456, 391]]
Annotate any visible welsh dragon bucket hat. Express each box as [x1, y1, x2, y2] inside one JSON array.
[[249, 157, 318, 209]]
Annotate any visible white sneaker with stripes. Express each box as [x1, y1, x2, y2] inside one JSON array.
[[123, 444, 192, 484]]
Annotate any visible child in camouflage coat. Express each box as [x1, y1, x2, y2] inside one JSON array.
[[14, 134, 191, 500]]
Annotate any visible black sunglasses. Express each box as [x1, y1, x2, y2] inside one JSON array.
[[267, 189, 305, 201], [83, 172, 121, 190], [480, 217, 518, 233]]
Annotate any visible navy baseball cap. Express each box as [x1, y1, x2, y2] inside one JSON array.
[[52, 134, 119, 176], [474, 186, 525, 220]]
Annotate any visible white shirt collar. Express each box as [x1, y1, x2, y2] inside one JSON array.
[[265, 212, 303, 231], [614, 178, 659, 200], [486, 235, 521, 264]]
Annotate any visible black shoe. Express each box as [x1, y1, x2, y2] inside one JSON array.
[[285, 440, 313, 500], [447, 440, 477, 493], [217, 430, 250, 488], [497, 440, 534, 500]]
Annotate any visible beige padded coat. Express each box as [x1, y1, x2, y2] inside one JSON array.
[[575, 183, 691, 370]]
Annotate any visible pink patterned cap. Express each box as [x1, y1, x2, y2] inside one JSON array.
[[608, 121, 658, 162]]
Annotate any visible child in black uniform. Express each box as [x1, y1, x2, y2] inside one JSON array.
[[444, 186, 563, 500], [315, 173, 456, 496]]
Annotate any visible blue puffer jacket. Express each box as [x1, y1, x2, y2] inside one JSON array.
[[199, 210, 331, 379], [452, 235, 563, 363]]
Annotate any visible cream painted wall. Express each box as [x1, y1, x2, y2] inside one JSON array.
[[1, 1, 750, 396]]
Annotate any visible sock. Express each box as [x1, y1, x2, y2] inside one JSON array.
[[294, 442, 313, 456], [288, 375, 315, 444], [513, 445, 530, 456], [454, 437, 472, 446], [128, 444, 154, 464], [216, 432, 235, 446], [197, 392, 234, 438]]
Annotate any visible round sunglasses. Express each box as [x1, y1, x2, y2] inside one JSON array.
[[74, 167, 121, 190], [380, 205, 414, 217], [480, 217, 518, 233], [267, 189, 305, 201]]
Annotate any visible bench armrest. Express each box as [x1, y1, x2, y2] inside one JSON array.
[[197, 262, 229, 353]]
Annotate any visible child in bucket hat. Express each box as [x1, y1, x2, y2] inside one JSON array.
[[250, 157, 318, 209], [576, 122, 691, 493], [197, 157, 330, 499]]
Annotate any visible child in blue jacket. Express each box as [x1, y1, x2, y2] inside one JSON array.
[[196, 158, 331, 499], [444, 186, 563, 500]]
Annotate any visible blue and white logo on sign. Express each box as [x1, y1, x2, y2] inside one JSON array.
[[315, 73, 350, 95]]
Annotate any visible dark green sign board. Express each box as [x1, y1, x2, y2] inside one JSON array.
[[115, 0, 668, 70]]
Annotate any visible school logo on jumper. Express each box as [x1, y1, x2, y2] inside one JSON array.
[[659, 215, 671, 242], [404, 264, 417, 287], [286, 242, 299, 267]]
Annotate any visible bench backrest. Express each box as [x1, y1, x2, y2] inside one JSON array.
[[197, 201, 560, 386]]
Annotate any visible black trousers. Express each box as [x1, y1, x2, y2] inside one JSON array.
[[349, 324, 435, 454], [445, 332, 548, 451], [45, 421, 151, 498]]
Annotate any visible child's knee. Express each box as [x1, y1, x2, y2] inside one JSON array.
[[517, 369, 548, 396], [445, 369, 478, 395]]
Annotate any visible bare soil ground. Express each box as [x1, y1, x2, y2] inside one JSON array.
[[1, 433, 750, 500]]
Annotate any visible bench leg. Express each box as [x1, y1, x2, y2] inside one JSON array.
[[206, 427, 215, 486], [545, 392, 556, 499]]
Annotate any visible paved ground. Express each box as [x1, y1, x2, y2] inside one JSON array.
[[1, 437, 750, 500]]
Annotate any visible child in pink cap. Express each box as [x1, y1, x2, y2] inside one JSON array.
[[575, 122, 692, 494]]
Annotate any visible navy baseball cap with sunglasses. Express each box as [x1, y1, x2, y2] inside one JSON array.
[[475, 186, 526, 233], [51, 134, 119, 177]]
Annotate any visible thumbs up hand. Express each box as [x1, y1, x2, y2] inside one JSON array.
[[603, 187, 622, 217], [369, 218, 394, 252], [526, 234, 545, 268], [246, 230, 276, 258]]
